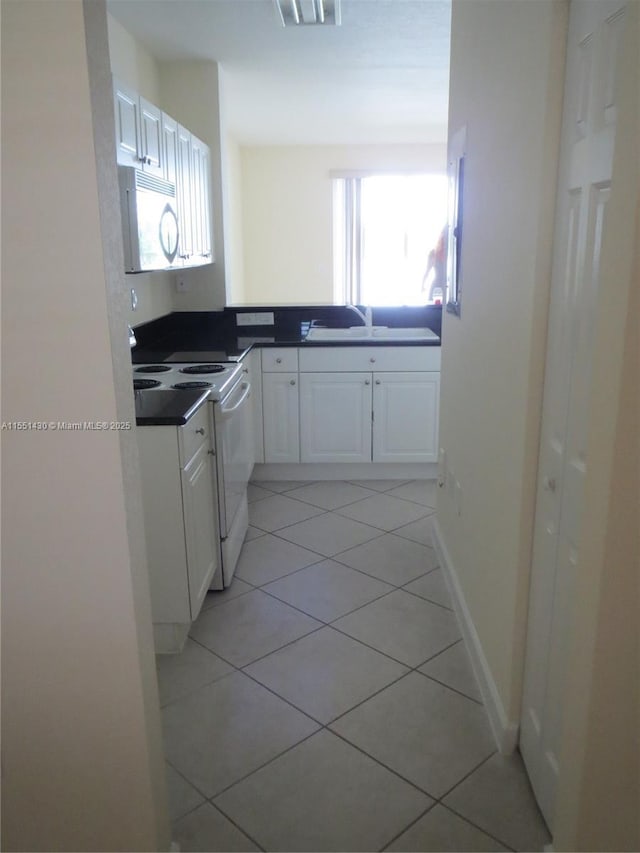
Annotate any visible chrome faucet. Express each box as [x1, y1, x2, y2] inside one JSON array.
[[348, 304, 373, 327]]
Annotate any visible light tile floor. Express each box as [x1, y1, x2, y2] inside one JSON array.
[[157, 479, 550, 853]]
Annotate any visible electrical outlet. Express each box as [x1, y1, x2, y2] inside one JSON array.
[[175, 277, 190, 293], [236, 312, 275, 326]]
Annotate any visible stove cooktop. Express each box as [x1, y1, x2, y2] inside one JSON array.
[[132, 362, 242, 402]]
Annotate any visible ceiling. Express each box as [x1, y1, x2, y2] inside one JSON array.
[[106, 0, 451, 146]]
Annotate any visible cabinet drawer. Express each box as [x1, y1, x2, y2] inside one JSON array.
[[299, 345, 441, 373], [261, 348, 298, 372], [178, 402, 211, 466]]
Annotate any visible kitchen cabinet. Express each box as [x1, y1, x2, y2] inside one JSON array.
[[176, 125, 212, 266], [245, 350, 264, 464], [300, 373, 372, 463], [137, 403, 219, 653], [161, 112, 178, 185], [262, 348, 299, 463], [113, 77, 213, 269], [113, 79, 163, 176], [372, 372, 440, 463], [190, 134, 212, 262], [298, 346, 441, 464]]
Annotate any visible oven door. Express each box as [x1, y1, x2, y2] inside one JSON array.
[[214, 375, 253, 539]]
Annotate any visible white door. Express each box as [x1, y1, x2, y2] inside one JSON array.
[[181, 442, 219, 617], [520, 0, 626, 829], [262, 373, 300, 463], [372, 372, 440, 463], [300, 372, 372, 463]]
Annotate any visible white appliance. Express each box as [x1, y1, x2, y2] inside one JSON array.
[[133, 361, 253, 587], [119, 166, 179, 272]]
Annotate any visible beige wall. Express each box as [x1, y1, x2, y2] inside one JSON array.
[[222, 129, 246, 303], [237, 144, 446, 305], [436, 0, 567, 723], [107, 13, 175, 326], [1, 1, 168, 849]]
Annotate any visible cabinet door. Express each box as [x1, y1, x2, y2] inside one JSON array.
[[190, 134, 212, 262], [262, 373, 299, 463], [113, 80, 140, 167], [181, 442, 219, 617], [139, 96, 163, 176], [372, 372, 440, 463], [161, 112, 178, 185], [176, 124, 193, 263], [300, 373, 372, 463]]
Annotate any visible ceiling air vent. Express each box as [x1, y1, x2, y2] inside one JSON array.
[[274, 0, 341, 27]]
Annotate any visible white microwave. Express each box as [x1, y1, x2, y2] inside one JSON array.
[[118, 166, 179, 273]]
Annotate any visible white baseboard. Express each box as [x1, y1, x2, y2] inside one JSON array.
[[252, 462, 438, 481], [431, 517, 519, 754]]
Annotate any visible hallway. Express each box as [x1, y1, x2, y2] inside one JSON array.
[[157, 480, 549, 851]]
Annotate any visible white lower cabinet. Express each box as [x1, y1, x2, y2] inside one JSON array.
[[260, 345, 441, 468], [262, 372, 299, 463], [300, 373, 372, 463], [372, 372, 440, 463], [137, 403, 219, 653]]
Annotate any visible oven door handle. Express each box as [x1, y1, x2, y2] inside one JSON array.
[[218, 381, 251, 420]]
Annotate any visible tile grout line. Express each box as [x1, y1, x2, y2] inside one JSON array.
[[167, 482, 509, 850]]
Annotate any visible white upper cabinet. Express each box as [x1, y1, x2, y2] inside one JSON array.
[[113, 77, 213, 269], [138, 96, 163, 177], [114, 80, 162, 174], [190, 134, 212, 262], [161, 112, 178, 185], [175, 125, 213, 266], [176, 123, 194, 263], [113, 80, 140, 168]]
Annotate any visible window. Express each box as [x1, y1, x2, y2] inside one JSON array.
[[333, 174, 448, 306]]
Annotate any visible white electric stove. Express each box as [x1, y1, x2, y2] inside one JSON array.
[[133, 360, 252, 589]]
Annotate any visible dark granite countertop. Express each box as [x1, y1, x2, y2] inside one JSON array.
[[131, 306, 442, 364], [134, 388, 210, 426]]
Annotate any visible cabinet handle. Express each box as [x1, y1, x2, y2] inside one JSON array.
[[543, 476, 556, 493], [276, 358, 282, 364], [369, 357, 376, 363], [208, 448, 215, 456], [364, 379, 370, 385], [290, 379, 296, 386], [195, 427, 205, 435], [138, 156, 146, 163], [375, 379, 381, 385]]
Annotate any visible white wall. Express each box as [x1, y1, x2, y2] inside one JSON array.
[[107, 13, 175, 326], [237, 144, 446, 305], [1, 1, 168, 849], [436, 0, 567, 725]]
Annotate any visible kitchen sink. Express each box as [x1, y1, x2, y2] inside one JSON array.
[[305, 326, 373, 340], [305, 326, 439, 342], [371, 327, 440, 341]]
